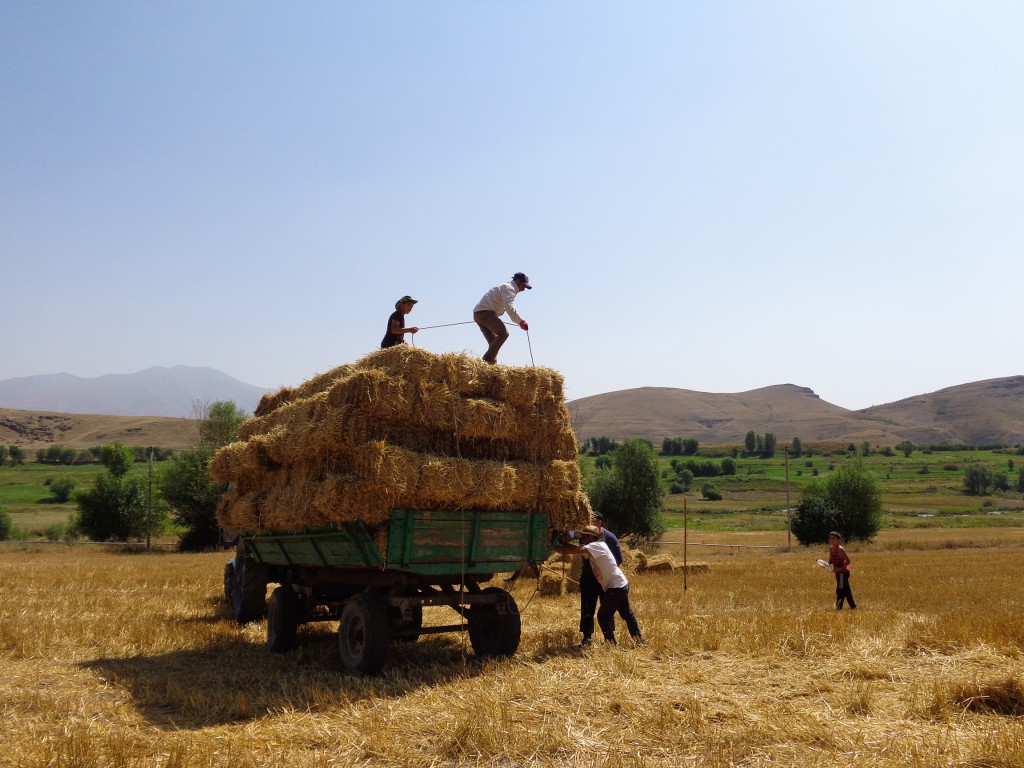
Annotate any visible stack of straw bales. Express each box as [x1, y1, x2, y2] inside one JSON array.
[[212, 346, 591, 537]]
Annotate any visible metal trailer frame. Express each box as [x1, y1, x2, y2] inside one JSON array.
[[223, 509, 550, 674]]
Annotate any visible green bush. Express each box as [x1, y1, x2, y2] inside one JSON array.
[[0, 507, 11, 540], [700, 482, 722, 501], [50, 477, 77, 503], [790, 459, 882, 545]]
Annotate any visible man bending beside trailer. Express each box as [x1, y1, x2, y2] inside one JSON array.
[[577, 512, 623, 647], [558, 525, 645, 646]]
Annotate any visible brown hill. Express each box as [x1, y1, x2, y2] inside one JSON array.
[[857, 376, 1024, 447], [570, 377, 1024, 447], [0, 408, 196, 451], [3, 375, 1022, 452]]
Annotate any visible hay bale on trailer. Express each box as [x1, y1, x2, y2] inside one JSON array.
[[213, 347, 591, 540]]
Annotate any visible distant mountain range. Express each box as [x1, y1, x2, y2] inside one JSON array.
[[1, 367, 1022, 450], [569, 376, 1024, 448], [0, 366, 272, 418]]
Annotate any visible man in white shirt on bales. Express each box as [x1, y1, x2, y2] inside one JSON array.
[[559, 525, 645, 646], [473, 272, 531, 364]]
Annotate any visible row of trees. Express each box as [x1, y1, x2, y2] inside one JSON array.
[[963, 464, 1024, 496], [0, 446, 28, 466], [660, 437, 699, 456], [69, 401, 248, 550], [581, 440, 885, 545], [33, 445, 176, 466], [744, 431, 779, 457]]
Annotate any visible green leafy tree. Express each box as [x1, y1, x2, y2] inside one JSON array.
[[963, 464, 994, 496], [8, 446, 26, 466], [675, 468, 694, 491], [745, 431, 756, 453], [0, 506, 12, 540], [75, 473, 150, 541], [160, 445, 222, 551], [682, 438, 699, 455], [791, 437, 802, 458], [195, 400, 249, 448], [755, 434, 764, 452], [50, 477, 76, 503], [720, 457, 737, 476], [763, 433, 777, 457], [585, 438, 665, 540], [790, 485, 840, 545], [700, 482, 722, 501], [896, 440, 914, 458], [860, 441, 872, 457], [0, 446, 7, 465], [993, 470, 1010, 492], [100, 442, 134, 478], [791, 459, 883, 544], [1016, 468, 1024, 494]]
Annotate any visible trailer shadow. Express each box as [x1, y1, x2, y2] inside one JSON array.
[[80, 627, 491, 730]]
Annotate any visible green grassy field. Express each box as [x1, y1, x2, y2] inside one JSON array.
[[3, 446, 1023, 540], [0, 462, 164, 538], [584, 445, 1024, 534]]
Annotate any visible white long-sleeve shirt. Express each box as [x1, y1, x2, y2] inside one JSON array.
[[474, 281, 524, 325], [581, 540, 628, 591]]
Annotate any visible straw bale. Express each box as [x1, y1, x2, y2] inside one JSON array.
[[618, 545, 640, 574], [216, 489, 263, 532], [216, 346, 590, 534], [325, 368, 413, 420], [538, 572, 564, 596], [634, 551, 678, 572], [240, 391, 331, 441], [565, 554, 583, 593], [253, 363, 355, 417]]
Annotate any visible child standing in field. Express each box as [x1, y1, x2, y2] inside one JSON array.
[[828, 531, 856, 610]]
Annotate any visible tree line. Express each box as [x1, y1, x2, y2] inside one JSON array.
[[0, 401, 247, 551]]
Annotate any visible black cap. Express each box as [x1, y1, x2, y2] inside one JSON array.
[[512, 272, 532, 289]]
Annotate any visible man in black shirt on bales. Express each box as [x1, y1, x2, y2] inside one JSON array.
[[381, 295, 419, 348]]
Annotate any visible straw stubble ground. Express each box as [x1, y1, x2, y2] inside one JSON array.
[[1, 533, 1023, 768]]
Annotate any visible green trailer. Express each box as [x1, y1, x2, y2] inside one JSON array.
[[224, 509, 552, 674]]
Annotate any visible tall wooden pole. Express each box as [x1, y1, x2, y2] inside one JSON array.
[[147, 447, 153, 552], [785, 446, 791, 551], [683, 497, 688, 592]]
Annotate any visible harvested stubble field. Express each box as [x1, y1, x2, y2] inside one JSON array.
[[2, 530, 1023, 768]]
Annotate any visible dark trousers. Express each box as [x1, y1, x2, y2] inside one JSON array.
[[597, 584, 642, 643], [474, 310, 509, 363], [835, 572, 856, 609], [579, 575, 601, 639]]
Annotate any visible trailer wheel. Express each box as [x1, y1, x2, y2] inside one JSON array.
[[338, 593, 390, 674], [267, 586, 301, 653], [231, 556, 267, 625], [223, 561, 235, 604], [467, 587, 521, 659]]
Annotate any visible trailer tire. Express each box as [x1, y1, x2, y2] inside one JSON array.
[[468, 587, 521, 659], [267, 586, 301, 653], [223, 562, 235, 604], [338, 593, 390, 675], [231, 556, 267, 625]]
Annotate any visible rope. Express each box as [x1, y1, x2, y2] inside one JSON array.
[[415, 320, 477, 330], [409, 318, 535, 366]]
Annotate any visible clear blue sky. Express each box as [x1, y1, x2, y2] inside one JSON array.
[[3, 2, 1022, 410]]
